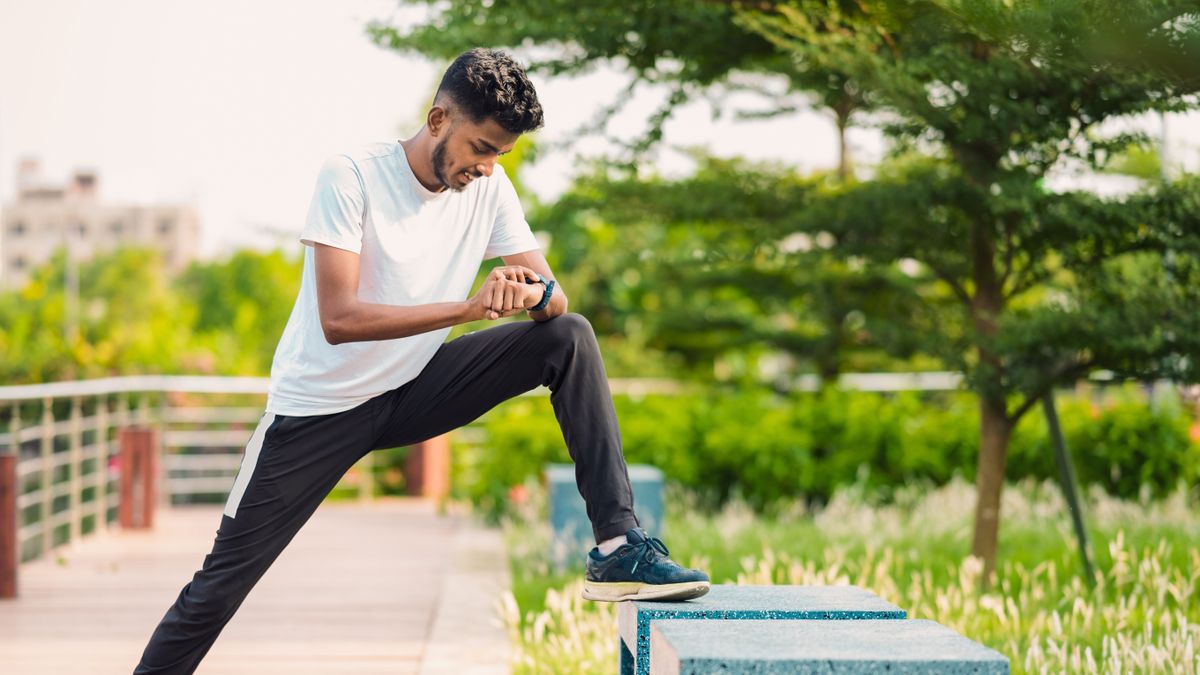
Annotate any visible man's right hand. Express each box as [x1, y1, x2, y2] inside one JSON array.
[[468, 268, 543, 320]]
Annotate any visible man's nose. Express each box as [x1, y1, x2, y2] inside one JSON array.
[[476, 160, 496, 178]]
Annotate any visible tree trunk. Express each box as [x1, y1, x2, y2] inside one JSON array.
[[835, 110, 851, 181], [971, 395, 1012, 583], [968, 206, 1008, 582]]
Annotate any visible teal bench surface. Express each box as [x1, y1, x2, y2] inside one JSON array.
[[649, 619, 1010, 674], [546, 463, 663, 569], [618, 585, 907, 675]]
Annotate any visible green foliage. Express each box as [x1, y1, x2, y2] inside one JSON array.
[[738, 2, 1200, 414], [456, 385, 1199, 522], [368, 0, 790, 155], [530, 156, 940, 382], [796, 157, 1200, 402], [453, 397, 570, 521], [370, 0, 780, 83], [741, 1, 1197, 169], [1010, 388, 1200, 500], [0, 248, 197, 382], [1105, 143, 1164, 180], [377, 0, 1200, 403], [368, 1, 897, 165], [176, 249, 303, 374], [0, 247, 304, 383]]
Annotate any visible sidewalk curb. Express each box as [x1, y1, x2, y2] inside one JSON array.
[[418, 504, 513, 675]]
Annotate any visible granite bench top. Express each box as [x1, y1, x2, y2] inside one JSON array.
[[618, 585, 907, 675], [649, 619, 1010, 674]]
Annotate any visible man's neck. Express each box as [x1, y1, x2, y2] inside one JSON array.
[[400, 130, 445, 193]]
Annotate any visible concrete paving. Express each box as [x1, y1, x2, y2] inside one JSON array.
[[0, 498, 512, 674]]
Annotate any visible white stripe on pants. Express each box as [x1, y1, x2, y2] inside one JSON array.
[[222, 412, 276, 519]]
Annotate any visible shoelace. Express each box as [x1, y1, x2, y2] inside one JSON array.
[[630, 536, 671, 575]]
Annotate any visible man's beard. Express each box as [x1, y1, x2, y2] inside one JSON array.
[[431, 139, 464, 192]]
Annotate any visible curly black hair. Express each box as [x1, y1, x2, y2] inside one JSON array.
[[435, 48, 544, 134]]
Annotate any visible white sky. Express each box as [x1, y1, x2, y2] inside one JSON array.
[[1, 0, 1198, 258]]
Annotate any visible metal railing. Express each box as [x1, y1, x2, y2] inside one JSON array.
[[0, 377, 287, 570], [0, 374, 689, 594], [6, 370, 1168, 598]]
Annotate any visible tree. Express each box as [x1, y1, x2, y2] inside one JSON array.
[[741, 0, 1200, 576], [533, 155, 938, 381], [367, 0, 872, 172]]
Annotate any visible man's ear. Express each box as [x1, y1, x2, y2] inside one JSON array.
[[427, 105, 448, 137]]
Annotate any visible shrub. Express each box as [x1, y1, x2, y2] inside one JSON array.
[[453, 384, 1198, 521]]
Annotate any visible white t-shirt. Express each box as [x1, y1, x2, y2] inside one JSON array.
[[264, 140, 541, 416]]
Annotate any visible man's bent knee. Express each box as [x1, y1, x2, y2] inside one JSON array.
[[539, 312, 595, 344]]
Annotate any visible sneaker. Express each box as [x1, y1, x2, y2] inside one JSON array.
[[582, 527, 711, 602]]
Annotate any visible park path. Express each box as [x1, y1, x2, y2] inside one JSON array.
[[0, 498, 512, 674]]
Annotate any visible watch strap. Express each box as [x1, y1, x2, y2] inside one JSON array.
[[531, 278, 555, 312]]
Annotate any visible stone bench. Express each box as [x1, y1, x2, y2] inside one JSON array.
[[547, 463, 663, 569], [618, 585, 907, 675], [648, 619, 1010, 674]]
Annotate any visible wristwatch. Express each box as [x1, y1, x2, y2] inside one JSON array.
[[524, 272, 556, 312]]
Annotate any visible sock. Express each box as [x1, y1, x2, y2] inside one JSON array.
[[597, 535, 627, 556]]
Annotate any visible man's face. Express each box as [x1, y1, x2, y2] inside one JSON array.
[[430, 113, 520, 192]]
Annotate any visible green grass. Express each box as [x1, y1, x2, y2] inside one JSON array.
[[500, 478, 1200, 674]]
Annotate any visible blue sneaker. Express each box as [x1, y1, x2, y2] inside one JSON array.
[[582, 527, 710, 602]]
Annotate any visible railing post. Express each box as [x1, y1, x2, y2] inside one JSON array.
[[68, 396, 83, 545], [94, 396, 109, 534], [39, 397, 53, 556], [136, 394, 150, 426], [146, 425, 160, 527], [5, 402, 18, 599], [139, 393, 169, 508], [119, 427, 158, 530], [116, 393, 130, 430], [114, 395, 130, 529], [405, 433, 450, 501], [158, 391, 172, 506], [7, 402, 18, 457], [1, 452, 16, 599]]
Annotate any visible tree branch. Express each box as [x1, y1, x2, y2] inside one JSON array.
[[925, 260, 972, 306], [539, 76, 641, 154], [1006, 358, 1096, 424]]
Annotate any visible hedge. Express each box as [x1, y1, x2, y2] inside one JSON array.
[[451, 384, 1199, 522]]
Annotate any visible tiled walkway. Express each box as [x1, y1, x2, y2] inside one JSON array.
[[0, 499, 511, 674]]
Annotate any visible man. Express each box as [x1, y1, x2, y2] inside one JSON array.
[[134, 48, 709, 673]]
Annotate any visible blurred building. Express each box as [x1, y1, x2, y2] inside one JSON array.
[[0, 158, 200, 288]]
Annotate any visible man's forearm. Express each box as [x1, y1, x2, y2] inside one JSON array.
[[322, 300, 472, 344], [323, 277, 567, 342]]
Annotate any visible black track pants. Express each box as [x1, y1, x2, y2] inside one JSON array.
[[133, 313, 640, 674]]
